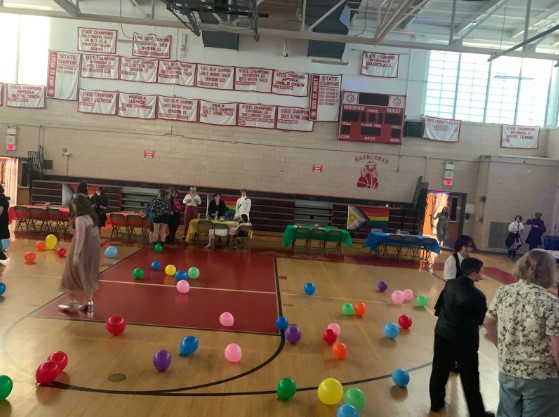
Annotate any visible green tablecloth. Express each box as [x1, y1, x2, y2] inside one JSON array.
[[283, 225, 353, 248]]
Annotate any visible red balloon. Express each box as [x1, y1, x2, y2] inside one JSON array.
[[332, 342, 348, 359], [36, 360, 60, 384], [398, 314, 413, 330], [48, 351, 68, 371], [106, 315, 126, 336], [322, 328, 337, 345], [24, 251, 37, 263], [56, 247, 67, 257], [35, 241, 46, 251], [354, 302, 367, 317]]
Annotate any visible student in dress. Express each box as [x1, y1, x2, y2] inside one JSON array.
[[150, 189, 172, 247], [443, 235, 476, 281], [207, 193, 228, 219], [432, 207, 449, 245], [205, 214, 251, 249], [525, 212, 546, 250], [182, 186, 201, 241], [0, 186, 10, 261], [166, 188, 181, 243], [90, 186, 108, 233], [505, 215, 524, 261], [234, 189, 251, 220]]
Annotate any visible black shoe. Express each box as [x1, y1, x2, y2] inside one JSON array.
[[430, 403, 445, 413], [0, 251, 6, 260]]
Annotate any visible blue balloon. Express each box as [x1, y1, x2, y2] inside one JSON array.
[[1, 239, 9, 251], [337, 404, 360, 417], [304, 282, 316, 296], [104, 246, 118, 258], [151, 261, 161, 271], [175, 270, 188, 281], [276, 316, 289, 331], [392, 368, 410, 387], [179, 336, 199, 356], [0, 282, 6, 296], [384, 322, 400, 339]]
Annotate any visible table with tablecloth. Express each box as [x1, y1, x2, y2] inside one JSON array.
[[186, 219, 242, 242], [282, 225, 353, 248], [362, 232, 440, 254]]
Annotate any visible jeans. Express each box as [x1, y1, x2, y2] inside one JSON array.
[[497, 373, 559, 417]]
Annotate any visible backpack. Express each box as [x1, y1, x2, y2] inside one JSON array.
[[144, 197, 155, 222]]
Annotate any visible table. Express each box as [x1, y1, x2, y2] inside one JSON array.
[[282, 225, 353, 248], [186, 219, 239, 242], [362, 232, 440, 254]]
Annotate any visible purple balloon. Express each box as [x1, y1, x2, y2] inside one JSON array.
[[378, 280, 388, 292], [285, 325, 302, 344], [153, 349, 172, 372]]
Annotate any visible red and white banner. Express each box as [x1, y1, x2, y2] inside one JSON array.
[[132, 33, 171, 59], [423, 116, 461, 143], [120, 57, 158, 83], [196, 64, 234, 90], [276, 107, 314, 132], [309, 74, 341, 121], [47, 51, 80, 100], [6, 84, 45, 108], [199, 101, 237, 126], [501, 124, 540, 149], [158, 96, 198, 123], [81, 54, 120, 79], [0, 83, 3, 106], [78, 27, 117, 54], [272, 71, 309, 96], [237, 104, 276, 129], [78, 89, 117, 115], [234, 67, 273, 93], [118, 92, 156, 119], [361, 52, 399, 78], [158, 61, 196, 86]]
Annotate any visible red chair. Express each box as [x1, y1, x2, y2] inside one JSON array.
[[13, 206, 30, 231], [29, 207, 48, 232]]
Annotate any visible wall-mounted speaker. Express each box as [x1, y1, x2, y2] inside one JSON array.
[[404, 120, 423, 138]]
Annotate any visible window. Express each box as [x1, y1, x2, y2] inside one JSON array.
[[516, 59, 552, 127], [455, 54, 489, 123], [485, 57, 521, 124], [425, 51, 459, 119]]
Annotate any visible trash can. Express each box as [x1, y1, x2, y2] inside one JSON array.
[[543, 236, 559, 250]]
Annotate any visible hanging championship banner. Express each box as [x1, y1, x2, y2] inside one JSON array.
[[47, 51, 80, 100], [309, 74, 341, 121], [78, 89, 118, 115], [234, 67, 273, 93], [6, 84, 45, 108], [81, 54, 120, 79], [158, 96, 198, 123], [78, 27, 117, 54], [158, 61, 196, 86], [361, 52, 399, 78], [237, 104, 276, 129], [423, 116, 461, 143], [132, 33, 171, 59], [120, 57, 158, 83], [276, 107, 314, 132], [272, 71, 309, 96], [0, 83, 3, 106], [118, 92, 156, 119], [196, 64, 234, 90], [501, 124, 539, 149], [199, 100, 237, 126]]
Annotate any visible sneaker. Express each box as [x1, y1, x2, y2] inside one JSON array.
[[0, 251, 6, 260]]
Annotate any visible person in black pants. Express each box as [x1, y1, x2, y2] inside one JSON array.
[[166, 188, 181, 243], [429, 257, 494, 417], [0, 185, 9, 260]]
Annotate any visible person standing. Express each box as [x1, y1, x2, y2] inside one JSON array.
[[234, 189, 251, 220], [443, 235, 476, 281], [484, 250, 559, 417], [429, 257, 494, 417], [505, 215, 524, 261], [182, 186, 201, 242], [166, 188, 181, 243], [525, 212, 546, 250], [0, 186, 10, 261], [150, 189, 171, 246], [432, 207, 449, 245], [90, 186, 108, 233]]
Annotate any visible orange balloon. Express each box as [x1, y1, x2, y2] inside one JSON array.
[[24, 251, 37, 263], [35, 241, 46, 251], [354, 302, 367, 317], [332, 342, 348, 359]]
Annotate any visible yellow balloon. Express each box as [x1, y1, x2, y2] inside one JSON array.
[[164, 264, 177, 276], [45, 234, 58, 246], [45, 240, 56, 250], [317, 378, 343, 405]]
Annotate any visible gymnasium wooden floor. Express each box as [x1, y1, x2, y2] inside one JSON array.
[[0, 229, 514, 417]]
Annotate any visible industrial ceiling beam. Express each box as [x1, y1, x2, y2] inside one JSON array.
[[395, 0, 431, 30], [488, 22, 559, 62], [306, 0, 345, 32], [53, 0, 81, 17], [374, 0, 416, 44], [453, 0, 508, 42], [509, 5, 559, 40]]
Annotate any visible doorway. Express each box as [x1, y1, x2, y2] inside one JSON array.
[[422, 191, 466, 249]]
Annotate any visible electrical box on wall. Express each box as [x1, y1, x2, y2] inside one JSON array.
[[6, 126, 17, 151]]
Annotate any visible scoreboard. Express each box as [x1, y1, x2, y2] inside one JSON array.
[[338, 91, 406, 144]]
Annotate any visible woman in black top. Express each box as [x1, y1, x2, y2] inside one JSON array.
[[90, 186, 108, 231], [207, 193, 227, 219], [0, 186, 9, 260]]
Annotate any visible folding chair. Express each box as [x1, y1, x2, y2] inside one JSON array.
[[324, 229, 344, 256], [212, 223, 230, 248], [141, 217, 151, 242], [400, 236, 421, 261], [309, 228, 327, 256], [419, 237, 439, 264], [233, 225, 253, 253], [13, 206, 30, 231], [110, 213, 128, 240], [126, 214, 145, 242], [377, 234, 404, 259], [47, 208, 66, 235], [292, 227, 311, 254], [29, 207, 48, 232], [194, 220, 213, 247]]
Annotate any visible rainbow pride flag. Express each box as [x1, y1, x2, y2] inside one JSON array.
[[347, 206, 389, 231], [207, 195, 237, 218]]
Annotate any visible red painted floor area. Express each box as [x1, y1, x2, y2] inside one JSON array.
[[432, 262, 516, 285]]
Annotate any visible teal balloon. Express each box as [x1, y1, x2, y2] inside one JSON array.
[[154, 244, 163, 253], [133, 268, 144, 279], [179, 336, 199, 356], [337, 404, 360, 417], [342, 303, 355, 316], [384, 322, 400, 339], [0, 375, 13, 400], [276, 377, 296, 400], [416, 294, 428, 307], [343, 387, 366, 411], [104, 246, 117, 257], [0, 283, 5, 297], [1, 239, 9, 251], [188, 267, 200, 280], [392, 368, 410, 387]]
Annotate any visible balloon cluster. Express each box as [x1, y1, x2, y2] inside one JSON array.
[[390, 289, 414, 304], [35, 351, 68, 384]]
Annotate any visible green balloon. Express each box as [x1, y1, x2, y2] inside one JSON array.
[[277, 377, 296, 400], [0, 375, 13, 400], [133, 268, 144, 279], [416, 294, 428, 307], [343, 387, 366, 411], [342, 303, 355, 316], [154, 244, 163, 253], [188, 267, 200, 280]]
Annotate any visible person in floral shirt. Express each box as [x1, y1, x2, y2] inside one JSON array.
[[484, 249, 559, 417]]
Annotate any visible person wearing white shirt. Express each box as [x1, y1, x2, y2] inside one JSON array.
[[505, 215, 524, 261], [182, 186, 202, 242], [234, 189, 251, 220], [443, 235, 476, 281]]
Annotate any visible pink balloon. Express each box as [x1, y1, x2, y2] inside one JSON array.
[[402, 288, 414, 301], [220, 312, 234, 327], [176, 280, 190, 294], [327, 322, 341, 336], [391, 290, 405, 304], [224, 343, 242, 363]]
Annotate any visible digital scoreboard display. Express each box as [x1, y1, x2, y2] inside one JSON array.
[[338, 91, 406, 144]]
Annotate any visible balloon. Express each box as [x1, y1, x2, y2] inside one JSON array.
[[276, 316, 289, 330], [35, 241, 46, 251], [304, 282, 316, 296], [48, 351, 68, 371], [342, 303, 355, 316], [285, 326, 302, 344], [45, 240, 56, 250], [317, 377, 344, 405], [337, 404, 360, 417], [277, 377, 297, 400], [35, 360, 60, 384], [384, 322, 400, 339], [106, 315, 126, 336], [133, 268, 144, 279], [153, 349, 172, 372], [322, 328, 337, 345], [154, 243, 163, 253], [56, 247, 67, 257], [402, 288, 414, 301], [0, 283, 5, 297], [151, 261, 160, 270], [24, 252, 36, 263], [391, 290, 405, 304], [0, 375, 13, 400], [179, 336, 199, 356], [176, 280, 190, 294], [392, 368, 410, 387], [165, 264, 176, 276], [1, 239, 9, 251], [343, 387, 366, 411], [398, 314, 413, 330], [104, 246, 118, 258], [354, 302, 367, 317], [332, 342, 348, 359], [377, 280, 388, 292], [224, 343, 242, 363], [175, 270, 188, 281], [188, 267, 200, 280], [220, 312, 234, 327], [416, 294, 428, 307], [45, 234, 58, 247], [327, 322, 341, 336]]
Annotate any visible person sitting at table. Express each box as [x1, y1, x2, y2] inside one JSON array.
[[205, 214, 251, 249], [234, 189, 251, 220], [207, 193, 227, 220]]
